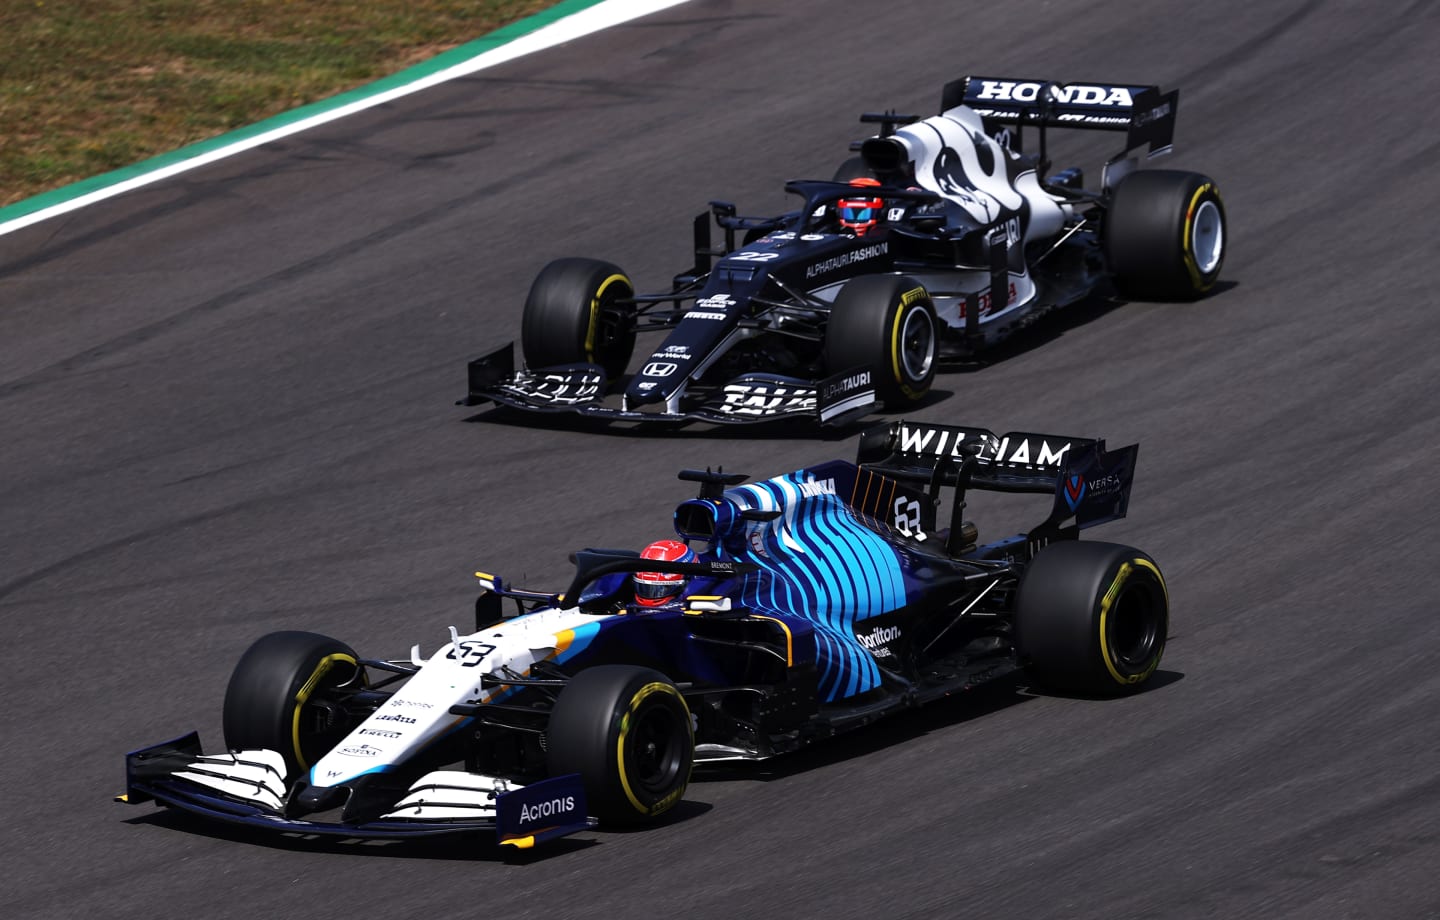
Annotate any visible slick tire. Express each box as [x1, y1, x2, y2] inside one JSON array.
[[546, 665, 693, 826], [825, 275, 938, 409], [222, 631, 365, 778], [1015, 542, 1168, 694], [1104, 170, 1226, 301], [520, 257, 637, 380]]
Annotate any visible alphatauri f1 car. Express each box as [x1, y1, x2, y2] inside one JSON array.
[[120, 420, 1169, 848], [463, 74, 1225, 425]]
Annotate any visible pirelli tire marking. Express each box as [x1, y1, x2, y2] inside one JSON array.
[[891, 287, 936, 399], [615, 680, 693, 817], [1097, 558, 1168, 686], [1181, 185, 1223, 292]]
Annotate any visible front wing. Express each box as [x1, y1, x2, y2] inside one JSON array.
[[117, 733, 593, 849], [461, 343, 876, 426]]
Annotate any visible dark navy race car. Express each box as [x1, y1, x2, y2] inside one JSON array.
[[120, 419, 1169, 848], [462, 74, 1226, 425]]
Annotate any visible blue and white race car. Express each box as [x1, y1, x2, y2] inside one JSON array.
[[120, 420, 1169, 848]]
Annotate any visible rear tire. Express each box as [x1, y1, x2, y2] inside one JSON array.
[[832, 156, 877, 183], [520, 257, 637, 380], [1104, 169, 1226, 300], [1015, 542, 1168, 694], [546, 665, 693, 826], [825, 275, 938, 408], [222, 631, 365, 777]]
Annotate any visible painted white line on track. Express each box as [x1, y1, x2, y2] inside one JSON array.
[[0, 0, 693, 239]]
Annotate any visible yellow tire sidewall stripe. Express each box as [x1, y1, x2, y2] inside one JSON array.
[[585, 273, 630, 364], [1181, 184, 1219, 292], [891, 288, 929, 398], [615, 681, 691, 817], [291, 653, 358, 770], [1097, 558, 1167, 686]]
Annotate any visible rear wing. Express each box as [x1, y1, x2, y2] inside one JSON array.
[[855, 420, 1138, 552], [942, 75, 1178, 165], [856, 420, 1092, 489]]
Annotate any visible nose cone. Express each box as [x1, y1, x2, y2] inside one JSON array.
[[286, 780, 349, 818], [624, 360, 680, 406], [623, 315, 724, 407]]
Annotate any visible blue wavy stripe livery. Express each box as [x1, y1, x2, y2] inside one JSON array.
[[726, 470, 906, 701]]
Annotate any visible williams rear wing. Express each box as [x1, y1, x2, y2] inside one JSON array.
[[856, 420, 1092, 491], [942, 75, 1178, 164], [856, 420, 1138, 551]]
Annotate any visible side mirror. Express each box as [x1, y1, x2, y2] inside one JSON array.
[[474, 591, 506, 631]]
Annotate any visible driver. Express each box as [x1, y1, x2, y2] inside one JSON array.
[[633, 539, 695, 608], [836, 176, 886, 237]]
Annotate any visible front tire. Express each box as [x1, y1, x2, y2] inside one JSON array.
[[1104, 169, 1226, 301], [825, 274, 938, 408], [1015, 542, 1168, 694], [520, 257, 637, 380], [546, 665, 693, 826], [222, 631, 365, 778]]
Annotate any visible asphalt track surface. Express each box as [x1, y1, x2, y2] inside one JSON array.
[[3, 1, 1439, 917]]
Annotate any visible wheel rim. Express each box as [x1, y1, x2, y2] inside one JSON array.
[[1189, 199, 1224, 275], [898, 305, 935, 382], [1108, 580, 1164, 672], [627, 703, 686, 794]]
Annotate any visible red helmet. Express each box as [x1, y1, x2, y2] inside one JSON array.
[[837, 177, 884, 236], [633, 539, 695, 607]]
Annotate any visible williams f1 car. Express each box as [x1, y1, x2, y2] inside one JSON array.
[[120, 419, 1169, 848], [462, 74, 1226, 425]]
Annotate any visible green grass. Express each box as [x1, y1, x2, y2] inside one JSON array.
[[0, 0, 555, 206]]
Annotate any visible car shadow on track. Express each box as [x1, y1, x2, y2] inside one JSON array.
[[119, 796, 721, 863], [693, 667, 1186, 785], [458, 284, 1240, 438], [936, 291, 1126, 373], [459, 406, 864, 442], [693, 674, 1034, 784], [118, 807, 601, 863], [938, 282, 1240, 373], [116, 671, 1183, 860]]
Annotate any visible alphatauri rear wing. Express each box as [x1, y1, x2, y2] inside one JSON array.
[[944, 75, 1178, 159]]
